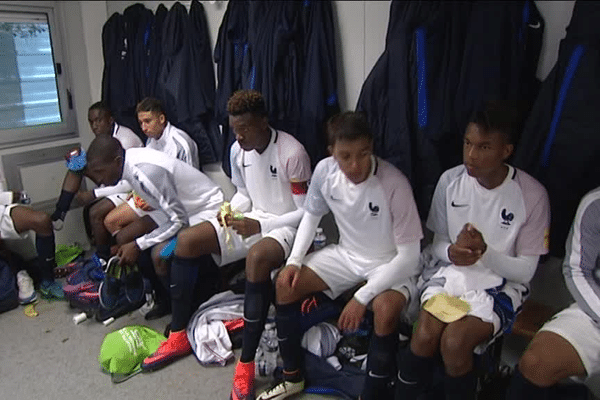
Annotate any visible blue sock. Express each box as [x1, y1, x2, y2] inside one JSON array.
[[505, 368, 550, 400], [35, 233, 55, 282], [444, 370, 477, 400], [276, 301, 303, 377], [240, 280, 271, 363], [361, 332, 397, 400], [395, 348, 434, 399], [170, 256, 199, 331]]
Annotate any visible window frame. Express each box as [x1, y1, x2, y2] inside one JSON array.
[[0, 1, 76, 149]]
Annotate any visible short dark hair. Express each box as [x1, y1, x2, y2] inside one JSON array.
[[227, 90, 268, 117], [326, 111, 373, 145], [136, 97, 166, 116], [88, 101, 112, 116], [87, 135, 123, 165], [468, 101, 522, 144]]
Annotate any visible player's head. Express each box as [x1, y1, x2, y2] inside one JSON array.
[[327, 111, 374, 184], [227, 90, 270, 152], [463, 101, 517, 181], [88, 102, 114, 137], [86, 135, 124, 187], [136, 97, 167, 140]]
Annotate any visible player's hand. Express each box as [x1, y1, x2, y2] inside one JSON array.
[[338, 298, 367, 333], [229, 217, 261, 237], [75, 190, 95, 206], [448, 243, 482, 266], [456, 223, 487, 253], [117, 241, 140, 266], [279, 264, 301, 290]]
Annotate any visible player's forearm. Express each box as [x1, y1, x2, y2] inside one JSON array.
[[431, 233, 452, 263], [286, 211, 321, 268], [257, 207, 305, 234], [482, 248, 539, 284], [353, 241, 421, 305], [93, 180, 133, 198], [230, 188, 251, 213]]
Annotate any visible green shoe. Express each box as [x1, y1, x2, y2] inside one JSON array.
[[40, 280, 65, 300]]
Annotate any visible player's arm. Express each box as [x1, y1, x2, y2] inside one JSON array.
[[353, 240, 421, 305], [93, 179, 134, 199], [564, 196, 600, 322], [229, 186, 252, 213], [134, 172, 188, 251], [255, 181, 308, 233], [286, 211, 322, 268]]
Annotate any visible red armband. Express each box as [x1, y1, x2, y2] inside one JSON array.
[[291, 181, 308, 195]]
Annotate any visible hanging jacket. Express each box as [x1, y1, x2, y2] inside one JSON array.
[[513, 1, 600, 257], [298, 0, 340, 167]]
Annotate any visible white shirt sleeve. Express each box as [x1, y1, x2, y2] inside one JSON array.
[[257, 192, 306, 233], [481, 248, 539, 284], [353, 240, 421, 305], [230, 187, 252, 213], [93, 180, 133, 198], [286, 211, 322, 268], [0, 191, 13, 206]]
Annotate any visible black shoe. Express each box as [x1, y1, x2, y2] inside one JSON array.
[[144, 301, 171, 320]]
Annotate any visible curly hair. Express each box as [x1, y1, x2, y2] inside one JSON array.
[[227, 90, 267, 117]]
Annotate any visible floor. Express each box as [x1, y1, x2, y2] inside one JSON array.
[[0, 295, 334, 400]]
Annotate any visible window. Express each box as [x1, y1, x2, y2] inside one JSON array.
[[0, 3, 75, 148]]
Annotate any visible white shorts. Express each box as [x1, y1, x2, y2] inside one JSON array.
[[304, 244, 413, 303], [540, 303, 600, 377], [208, 215, 296, 267], [105, 192, 128, 207], [0, 204, 27, 240]]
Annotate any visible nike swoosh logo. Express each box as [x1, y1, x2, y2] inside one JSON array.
[[329, 195, 341, 201], [242, 164, 251, 168], [368, 371, 388, 379], [528, 22, 541, 29], [451, 201, 468, 208], [397, 372, 418, 385]]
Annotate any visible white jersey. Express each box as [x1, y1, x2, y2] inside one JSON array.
[[146, 122, 199, 169], [563, 187, 600, 324], [122, 148, 223, 250], [113, 123, 143, 150], [305, 156, 423, 259], [230, 128, 311, 218], [427, 164, 550, 290]]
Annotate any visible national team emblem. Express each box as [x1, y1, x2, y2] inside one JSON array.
[[501, 208, 514, 226], [369, 202, 379, 216], [270, 165, 277, 177]]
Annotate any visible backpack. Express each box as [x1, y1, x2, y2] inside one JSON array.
[[0, 257, 18, 313]]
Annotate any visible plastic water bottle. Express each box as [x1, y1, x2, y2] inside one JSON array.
[[313, 227, 327, 251], [19, 191, 30, 204], [257, 322, 278, 377]]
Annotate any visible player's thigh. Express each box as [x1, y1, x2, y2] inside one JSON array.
[[519, 331, 586, 386], [175, 220, 220, 258], [9, 205, 51, 235], [105, 202, 138, 232], [245, 237, 285, 282]]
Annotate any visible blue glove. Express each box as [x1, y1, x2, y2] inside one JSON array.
[[66, 148, 87, 172]]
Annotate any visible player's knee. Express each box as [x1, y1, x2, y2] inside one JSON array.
[[372, 295, 401, 328], [175, 227, 197, 257], [246, 246, 276, 282], [275, 273, 293, 303], [103, 211, 119, 234], [154, 259, 168, 279], [89, 200, 111, 225], [440, 330, 472, 369], [518, 349, 557, 387], [31, 211, 52, 234]]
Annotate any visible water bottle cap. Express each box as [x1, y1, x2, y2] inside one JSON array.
[[316, 227, 323, 234]]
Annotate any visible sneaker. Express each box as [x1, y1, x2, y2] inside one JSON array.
[[16, 270, 37, 305], [230, 360, 256, 400], [66, 254, 106, 285], [99, 256, 122, 310], [141, 330, 192, 372], [256, 378, 304, 400], [123, 264, 145, 304], [40, 280, 65, 300], [144, 300, 171, 321]]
